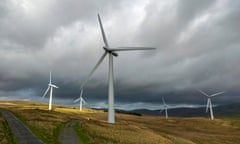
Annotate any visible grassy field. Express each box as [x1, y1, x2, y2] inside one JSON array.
[[0, 101, 240, 144]]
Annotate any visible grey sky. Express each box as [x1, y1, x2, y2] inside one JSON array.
[[0, 0, 240, 109]]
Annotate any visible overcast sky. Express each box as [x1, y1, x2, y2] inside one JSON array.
[[0, 0, 240, 109]]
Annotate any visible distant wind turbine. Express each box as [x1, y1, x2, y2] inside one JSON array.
[[79, 88, 86, 111], [74, 14, 155, 123], [160, 96, 168, 119], [42, 72, 59, 111], [197, 89, 225, 120]]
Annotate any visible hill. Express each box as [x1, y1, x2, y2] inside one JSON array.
[[129, 103, 240, 117], [0, 101, 240, 144]]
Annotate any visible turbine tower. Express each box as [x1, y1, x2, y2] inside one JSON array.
[[79, 88, 86, 111], [75, 14, 155, 123], [197, 89, 225, 120], [161, 96, 168, 119], [42, 72, 59, 111]]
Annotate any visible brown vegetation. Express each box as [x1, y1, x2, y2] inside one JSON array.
[[0, 101, 240, 144]]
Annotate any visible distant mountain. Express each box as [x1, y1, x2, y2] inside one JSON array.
[[129, 107, 206, 117], [128, 103, 240, 117], [214, 103, 240, 116]]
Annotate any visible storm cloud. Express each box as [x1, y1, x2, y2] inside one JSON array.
[[0, 0, 240, 109]]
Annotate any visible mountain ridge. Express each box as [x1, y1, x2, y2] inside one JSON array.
[[127, 103, 240, 117]]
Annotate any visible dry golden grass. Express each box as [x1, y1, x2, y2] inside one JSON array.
[[0, 100, 240, 144], [0, 101, 102, 144], [69, 107, 240, 144]]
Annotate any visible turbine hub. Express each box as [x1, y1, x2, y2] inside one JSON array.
[[103, 46, 118, 57]]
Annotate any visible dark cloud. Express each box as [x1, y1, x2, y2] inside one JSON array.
[[0, 0, 240, 109], [0, 0, 127, 48]]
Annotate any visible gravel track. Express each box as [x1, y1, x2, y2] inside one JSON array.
[[59, 121, 81, 144], [0, 109, 44, 144]]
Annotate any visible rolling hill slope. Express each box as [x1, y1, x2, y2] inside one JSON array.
[[0, 101, 240, 144]]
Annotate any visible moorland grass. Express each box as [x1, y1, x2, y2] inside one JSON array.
[[0, 101, 240, 144], [11, 108, 67, 144]]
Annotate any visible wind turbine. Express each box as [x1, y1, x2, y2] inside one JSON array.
[[79, 88, 86, 111], [75, 14, 155, 123], [42, 72, 59, 111], [197, 89, 225, 120], [160, 96, 168, 119]]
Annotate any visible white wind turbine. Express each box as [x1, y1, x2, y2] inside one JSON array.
[[197, 89, 225, 120], [74, 14, 155, 123], [160, 96, 168, 119], [79, 88, 86, 111], [42, 72, 59, 111]]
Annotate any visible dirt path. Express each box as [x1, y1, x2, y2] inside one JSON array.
[[59, 121, 81, 144], [0, 109, 44, 144]]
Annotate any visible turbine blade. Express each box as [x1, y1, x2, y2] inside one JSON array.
[[210, 91, 225, 97], [206, 98, 210, 112], [49, 71, 52, 84], [74, 97, 80, 103], [98, 14, 109, 47], [197, 89, 209, 97], [82, 98, 86, 104], [111, 47, 156, 51], [42, 87, 50, 99], [162, 96, 166, 105], [80, 88, 83, 97], [80, 52, 107, 89]]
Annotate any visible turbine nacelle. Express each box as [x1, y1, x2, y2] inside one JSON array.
[[48, 84, 59, 88], [103, 46, 118, 57]]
